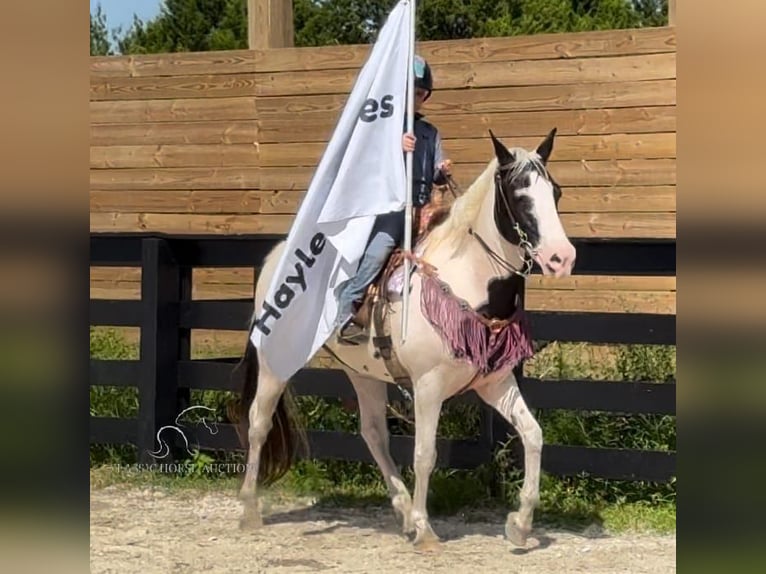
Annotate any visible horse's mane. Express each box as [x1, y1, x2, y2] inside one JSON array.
[[423, 147, 543, 255]]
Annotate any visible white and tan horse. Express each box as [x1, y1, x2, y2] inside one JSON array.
[[232, 129, 576, 550]]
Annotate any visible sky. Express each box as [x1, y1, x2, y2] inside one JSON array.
[[90, 0, 163, 32]]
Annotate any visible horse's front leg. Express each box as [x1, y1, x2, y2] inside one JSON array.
[[410, 372, 446, 551], [476, 374, 542, 547]]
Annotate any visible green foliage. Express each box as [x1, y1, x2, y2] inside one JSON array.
[[90, 3, 113, 55], [104, 0, 668, 54], [116, 0, 248, 55], [294, 0, 397, 46], [90, 327, 138, 360], [616, 344, 676, 382]]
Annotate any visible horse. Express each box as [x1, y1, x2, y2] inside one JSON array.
[[231, 128, 576, 550]]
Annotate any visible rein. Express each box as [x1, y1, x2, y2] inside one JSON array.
[[445, 169, 534, 279]]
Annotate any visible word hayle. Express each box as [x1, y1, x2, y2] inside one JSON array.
[[253, 232, 327, 336]]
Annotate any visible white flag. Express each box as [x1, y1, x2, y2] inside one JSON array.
[[250, 0, 413, 380]]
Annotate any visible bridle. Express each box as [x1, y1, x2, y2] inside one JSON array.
[[451, 162, 537, 278]]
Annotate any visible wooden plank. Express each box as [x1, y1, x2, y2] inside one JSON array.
[[558, 186, 676, 213], [91, 267, 674, 293], [91, 190, 260, 214], [91, 282, 674, 314], [560, 212, 676, 239], [542, 445, 674, 482], [91, 74, 256, 101], [90, 360, 141, 387], [256, 53, 676, 97], [90, 417, 137, 445], [260, 105, 676, 143], [161, 187, 661, 224], [90, 167, 260, 191], [92, 269, 240, 288], [519, 378, 676, 414], [527, 275, 676, 292], [90, 211, 674, 238], [90, 300, 142, 326], [257, 79, 676, 119], [90, 267, 141, 283], [529, 311, 675, 345], [90, 120, 258, 145], [526, 289, 675, 314], [90, 212, 294, 234], [260, 133, 675, 167], [90, 190, 302, 213], [259, 159, 676, 190], [91, 283, 254, 301], [194, 268, 255, 284], [90, 97, 257, 124], [254, 27, 675, 72], [90, 144, 259, 169], [90, 285, 140, 300], [90, 50, 255, 78]]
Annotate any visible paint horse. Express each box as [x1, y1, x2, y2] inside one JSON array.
[[232, 129, 576, 550]]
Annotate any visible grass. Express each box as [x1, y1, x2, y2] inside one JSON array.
[[89, 327, 676, 535]]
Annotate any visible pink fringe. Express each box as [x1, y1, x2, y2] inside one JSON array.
[[420, 273, 534, 374]]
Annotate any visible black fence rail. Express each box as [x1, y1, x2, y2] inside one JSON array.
[[90, 233, 676, 482]]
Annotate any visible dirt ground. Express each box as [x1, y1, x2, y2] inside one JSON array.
[[90, 486, 675, 573]]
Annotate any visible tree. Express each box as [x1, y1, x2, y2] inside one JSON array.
[[111, 0, 668, 54], [116, 0, 248, 55], [90, 3, 112, 56]]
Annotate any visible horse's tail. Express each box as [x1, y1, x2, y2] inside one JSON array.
[[226, 339, 306, 487]]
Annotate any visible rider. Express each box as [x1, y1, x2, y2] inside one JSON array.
[[336, 55, 453, 341]]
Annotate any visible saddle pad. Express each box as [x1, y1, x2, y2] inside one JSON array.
[[386, 244, 426, 296]]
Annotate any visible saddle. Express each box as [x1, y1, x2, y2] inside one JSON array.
[[339, 182, 460, 383], [346, 182, 457, 332]]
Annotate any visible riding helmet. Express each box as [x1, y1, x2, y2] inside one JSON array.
[[414, 55, 433, 99]]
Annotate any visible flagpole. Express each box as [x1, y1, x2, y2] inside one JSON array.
[[401, 0, 416, 345]]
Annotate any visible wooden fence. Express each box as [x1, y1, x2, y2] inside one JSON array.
[[90, 26, 676, 319], [89, 26, 676, 480], [90, 233, 675, 481]]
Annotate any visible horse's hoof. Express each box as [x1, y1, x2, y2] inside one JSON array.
[[413, 528, 441, 553], [239, 512, 263, 531], [413, 536, 442, 553], [505, 514, 530, 547]]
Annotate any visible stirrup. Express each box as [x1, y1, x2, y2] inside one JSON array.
[[337, 318, 368, 346]]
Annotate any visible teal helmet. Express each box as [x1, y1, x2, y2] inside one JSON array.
[[414, 55, 433, 99]]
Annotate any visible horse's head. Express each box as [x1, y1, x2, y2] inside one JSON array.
[[489, 129, 576, 277]]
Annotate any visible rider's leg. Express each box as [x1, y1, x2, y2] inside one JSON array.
[[336, 210, 404, 331]]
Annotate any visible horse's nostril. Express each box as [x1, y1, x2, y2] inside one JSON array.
[[550, 253, 562, 264]]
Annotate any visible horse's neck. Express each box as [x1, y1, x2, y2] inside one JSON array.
[[426, 187, 526, 308]]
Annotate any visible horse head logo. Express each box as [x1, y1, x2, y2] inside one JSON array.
[[147, 405, 220, 460]]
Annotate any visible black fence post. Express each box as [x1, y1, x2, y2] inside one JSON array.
[[137, 238, 180, 464], [176, 265, 193, 412]]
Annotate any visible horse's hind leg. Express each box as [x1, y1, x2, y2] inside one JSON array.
[[476, 374, 542, 547], [238, 359, 288, 529], [348, 373, 414, 534]]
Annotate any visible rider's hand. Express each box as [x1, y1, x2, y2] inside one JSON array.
[[402, 133, 416, 153]]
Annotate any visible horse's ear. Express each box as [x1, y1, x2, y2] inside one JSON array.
[[536, 127, 557, 164], [489, 129, 514, 165]]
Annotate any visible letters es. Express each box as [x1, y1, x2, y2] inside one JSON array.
[[359, 94, 394, 123]]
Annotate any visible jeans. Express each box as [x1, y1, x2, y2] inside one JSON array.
[[336, 210, 404, 325]]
